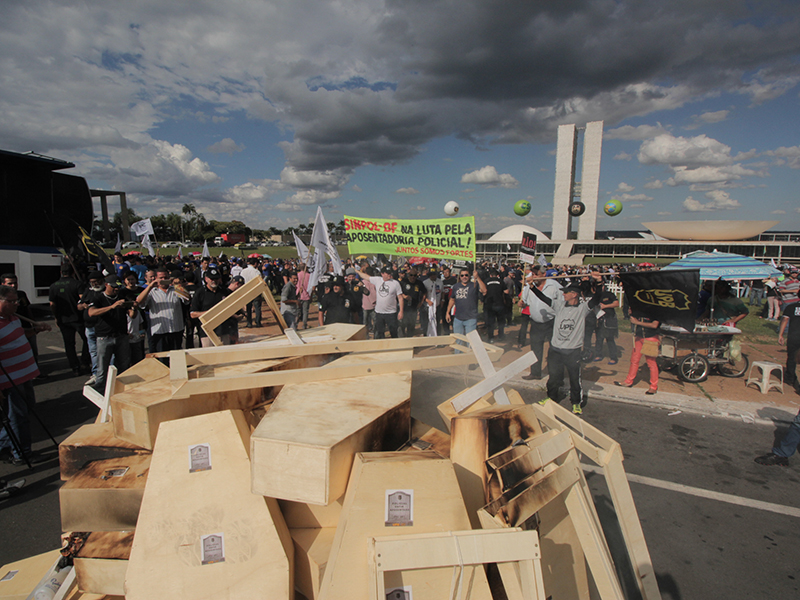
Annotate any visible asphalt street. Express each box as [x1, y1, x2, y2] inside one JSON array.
[[1, 327, 798, 600]]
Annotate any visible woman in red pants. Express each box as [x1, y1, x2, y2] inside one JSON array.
[[615, 315, 660, 394]]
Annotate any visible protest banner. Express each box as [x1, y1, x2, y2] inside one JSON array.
[[519, 231, 536, 264], [344, 216, 476, 260], [619, 268, 700, 332]]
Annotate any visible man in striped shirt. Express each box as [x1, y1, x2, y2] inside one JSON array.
[[0, 285, 47, 465], [136, 267, 189, 353]]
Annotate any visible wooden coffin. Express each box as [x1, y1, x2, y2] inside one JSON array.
[[110, 324, 365, 450], [59, 421, 149, 481], [319, 451, 492, 600], [73, 531, 132, 597], [251, 350, 412, 506], [59, 454, 150, 532], [125, 410, 293, 600], [0, 549, 61, 600], [290, 527, 335, 600]]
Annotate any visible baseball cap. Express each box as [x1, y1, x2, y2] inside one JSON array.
[[345, 267, 356, 276], [88, 270, 104, 281], [332, 275, 345, 287], [104, 274, 122, 287], [562, 284, 581, 294], [206, 267, 222, 279], [381, 267, 393, 274], [231, 275, 245, 285]]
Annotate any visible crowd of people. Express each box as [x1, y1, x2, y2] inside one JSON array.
[[2, 247, 799, 468]]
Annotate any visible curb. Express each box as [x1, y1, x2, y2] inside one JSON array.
[[424, 366, 798, 427]]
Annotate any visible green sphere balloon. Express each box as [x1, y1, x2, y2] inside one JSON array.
[[514, 199, 532, 216], [604, 199, 623, 216]]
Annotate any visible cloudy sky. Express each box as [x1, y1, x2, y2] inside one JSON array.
[[3, 0, 800, 234]]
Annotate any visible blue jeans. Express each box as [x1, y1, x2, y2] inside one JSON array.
[[774, 409, 800, 458], [95, 334, 130, 391], [86, 326, 98, 376], [0, 380, 34, 459], [453, 318, 478, 336]]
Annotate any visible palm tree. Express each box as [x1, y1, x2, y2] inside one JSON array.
[[181, 204, 197, 244]]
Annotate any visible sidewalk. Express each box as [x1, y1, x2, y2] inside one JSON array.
[[237, 308, 799, 426]]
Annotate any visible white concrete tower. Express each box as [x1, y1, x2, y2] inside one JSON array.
[[551, 124, 578, 240], [577, 120, 603, 240]]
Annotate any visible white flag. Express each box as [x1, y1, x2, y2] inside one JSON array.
[[177, 245, 183, 260], [142, 234, 155, 257], [202, 239, 210, 258], [293, 232, 309, 263], [131, 218, 154, 238], [114, 233, 121, 254], [538, 253, 548, 267], [309, 207, 343, 275]]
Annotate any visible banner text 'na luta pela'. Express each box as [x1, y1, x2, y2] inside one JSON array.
[[344, 216, 476, 259]]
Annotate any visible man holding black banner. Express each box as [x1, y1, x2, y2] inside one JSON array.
[[529, 271, 604, 414]]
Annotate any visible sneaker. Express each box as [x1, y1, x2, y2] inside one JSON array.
[[84, 375, 97, 387], [572, 404, 583, 415], [538, 397, 551, 406], [754, 453, 789, 466]]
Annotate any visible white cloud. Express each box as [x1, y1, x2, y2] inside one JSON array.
[[682, 190, 741, 212], [396, 187, 420, 194], [352, 185, 362, 192], [657, 211, 672, 216], [772, 209, 786, 214], [223, 182, 275, 203], [616, 182, 634, 193], [207, 138, 245, 155], [605, 124, 669, 141], [408, 205, 426, 211], [460, 166, 519, 188], [639, 134, 735, 168], [617, 193, 654, 202], [614, 152, 633, 161], [765, 146, 800, 169], [643, 180, 663, 189], [685, 110, 730, 129]]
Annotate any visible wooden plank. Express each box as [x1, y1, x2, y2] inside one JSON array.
[[531, 404, 606, 465], [173, 350, 480, 400], [467, 329, 511, 405], [0, 549, 61, 600], [602, 445, 663, 600], [178, 333, 482, 367], [125, 410, 294, 600], [168, 350, 187, 392], [450, 351, 538, 413], [290, 527, 335, 600], [319, 452, 492, 600], [284, 328, 304, 345], [260, 279, 289, 331], [370, 529, 544, 600], [199, 275, 264, 337], [59, 422, 149, 481], [251, 350, 413, 505], [563, 484, 625, 600], [450, 405, 544, 529], [59, 454, 151, 532]]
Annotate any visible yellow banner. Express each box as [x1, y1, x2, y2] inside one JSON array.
[[344, 215, 476, 260]]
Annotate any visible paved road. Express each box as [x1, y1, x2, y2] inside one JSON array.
[[2, 330, 799, 600]]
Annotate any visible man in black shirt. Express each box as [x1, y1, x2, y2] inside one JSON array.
[[439, 267, 457, 333], [319, 276, 356, 325], [49, 265, 90, 376], [88, 275, 136, 391], [190, 267, 236, 346], [399, 269, 423, 337]]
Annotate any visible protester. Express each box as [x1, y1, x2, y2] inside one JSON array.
[[190, 267, 236, 346], [296, 263, 312, 330], [280, 271, 300, 330], [765, 277, 781, 321], [445, 267, 487, 337], [615, 314, 661, 394], [78, 271, 106, 386], [241, 258, 262, 328], [399, 269, 424, 337], [703, 280, 748, 325], [358, 266, 404, 339], [593, 286, 620, 364], [87, 275, 135, 391], [361, 267, 377, 337], [0, 285, 48, 465], [483, 268, 508, 342], [48, 265, 90, 376], [521, 266, 560, 380], [136, 267, 189, 353], [778, 299, 800, 392], [529, 271, 604, 414]]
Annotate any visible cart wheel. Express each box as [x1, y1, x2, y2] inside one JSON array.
[[678, 353, 709, 383], [717, 353, 749, 378]]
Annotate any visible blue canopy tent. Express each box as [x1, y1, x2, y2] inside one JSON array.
[[662, 250, 781, 281], [662, 250, 781, 320]]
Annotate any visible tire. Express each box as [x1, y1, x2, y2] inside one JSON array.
[[717, 353, 749, 378], [678, 353, 710, 383]]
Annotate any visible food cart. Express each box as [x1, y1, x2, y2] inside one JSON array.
[[657, 323, 747, 383]]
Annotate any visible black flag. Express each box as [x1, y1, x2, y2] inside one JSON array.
[[619, 269, 700, 331]]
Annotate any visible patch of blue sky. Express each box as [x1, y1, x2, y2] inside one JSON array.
[[306, 76, 397, 92]]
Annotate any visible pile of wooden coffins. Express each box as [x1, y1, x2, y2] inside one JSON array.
[[0, 321, 662, 600]]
